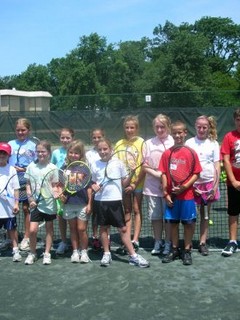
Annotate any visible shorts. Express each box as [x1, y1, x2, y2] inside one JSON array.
[[63, 204, 90, 221], [0, 217, 17, 230], [30, 208, 56, 222], [227, 186, 240, 216], [194, 181, 220, 205], [19, 199, 29, 205], [93, 200, 125, 228], [134, 187, 143, 193], [91, 210, 98, 226], [145, 195, 165, 220], [164, 199, 197, 224]]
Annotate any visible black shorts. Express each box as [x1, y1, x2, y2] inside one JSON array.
[[93, 200, 125, 228], [227, 186, 240, 216], [30, 208, 56, 222]]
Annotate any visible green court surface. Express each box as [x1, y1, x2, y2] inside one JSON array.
[[1, 181, 240, 320], [0, 248, 240, 320]]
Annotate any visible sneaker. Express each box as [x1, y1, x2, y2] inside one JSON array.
[[43, 253, 51, 265], [131, 240, 139, 252], [182, 250, 192, 265], [162, 241, 171, 256], [80, 249, 91, 263], [20, 238, 30, 251], [71, 250, 80, 263], [198, 243, 209, 256], [100, 253, 112, 267], [116, 245, 128, 255], [162, 247, 181, 263], [92, 237, 101, 251], [129, 254, 150, 268], [0, 239, 12, 250], [222, 241, 238, 257], [25, 253, 37, 265], [56, 241, 68, 255], [12, 249, 22, 262], [151, 240, 164, 256]]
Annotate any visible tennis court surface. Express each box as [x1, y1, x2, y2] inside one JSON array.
[[0, 245, 240, 320], [1, 181, 240, 320]]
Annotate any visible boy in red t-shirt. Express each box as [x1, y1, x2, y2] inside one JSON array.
[[221, 109, 240, 257], [159, 121, 202, 265]]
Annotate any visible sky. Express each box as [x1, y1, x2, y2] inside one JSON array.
[[1, 0, 240, 77]]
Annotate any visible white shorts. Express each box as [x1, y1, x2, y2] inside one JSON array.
[[145, 195, 166, 221], [63, 204, 90, 221]]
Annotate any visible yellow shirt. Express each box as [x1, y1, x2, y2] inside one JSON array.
[[114, 137, 144, 188]]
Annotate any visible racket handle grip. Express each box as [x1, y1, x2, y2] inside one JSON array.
[[204, 204, 209, 220]]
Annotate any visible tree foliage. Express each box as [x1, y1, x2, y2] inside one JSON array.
[[0, 17, 240, 109]]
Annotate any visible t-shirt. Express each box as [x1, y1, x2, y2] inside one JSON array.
[[221, 130, 240, 185], [86, 148, 100, 169], [25, 162, 58, 215], [8, 138, 37, 168], [0, 164, 20, 218], [51, 147, 67, 169], [159, 146, 202, 200], [143, 135, 174, 197], [185, 137, 220, 183], [91, 158, 127, 201]]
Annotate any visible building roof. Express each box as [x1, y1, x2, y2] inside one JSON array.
[[0, 89, 52, 98]]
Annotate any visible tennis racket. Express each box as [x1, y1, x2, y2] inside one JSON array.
[[27, 168, 68, 212], [194, 160, 219, 220], [115, 137, 145, 179], [0, 172, 37, 202], [64, 161, 92, 194], [168, 146, 196, 200]]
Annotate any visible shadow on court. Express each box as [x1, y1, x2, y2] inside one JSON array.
[[0, 247, 240, 320]]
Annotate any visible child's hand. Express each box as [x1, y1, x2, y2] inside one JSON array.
[[92, 183, 101, 193], [58, 194, 67, 204], [165, 194, 174, 207], [13, 205, 19, 215], [14, 166, 25, 172], [29, 200, 37, 209], [124, 184, 135, 194], [172, 185, 186, 195], [85, 204, 92, 215]]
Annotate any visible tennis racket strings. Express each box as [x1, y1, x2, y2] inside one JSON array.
[[65, 161, 91, 194]]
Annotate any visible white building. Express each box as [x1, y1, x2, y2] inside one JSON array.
[[0, 89, 52, 112]]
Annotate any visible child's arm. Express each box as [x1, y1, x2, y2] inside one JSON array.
[[223, 154, 240, 190], [26, 181, 37, 209], [12, 189, 20, 215], [161, 173, 174, 207], [85, 186, 92, 214]]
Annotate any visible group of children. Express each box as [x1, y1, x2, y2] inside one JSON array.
[[1, 109, 240, 267]]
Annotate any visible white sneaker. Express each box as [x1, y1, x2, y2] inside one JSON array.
[[25, 253, 37, 265], [43, 253, 51, 265], [12, 249, 22, 262], [100, 253, 112, 267], [80, 249, 91, 263], [129, 254, 150, 268], [56, 241, 68, 255], [20, 238, 30, 251], [71, 250, 80, 263]]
